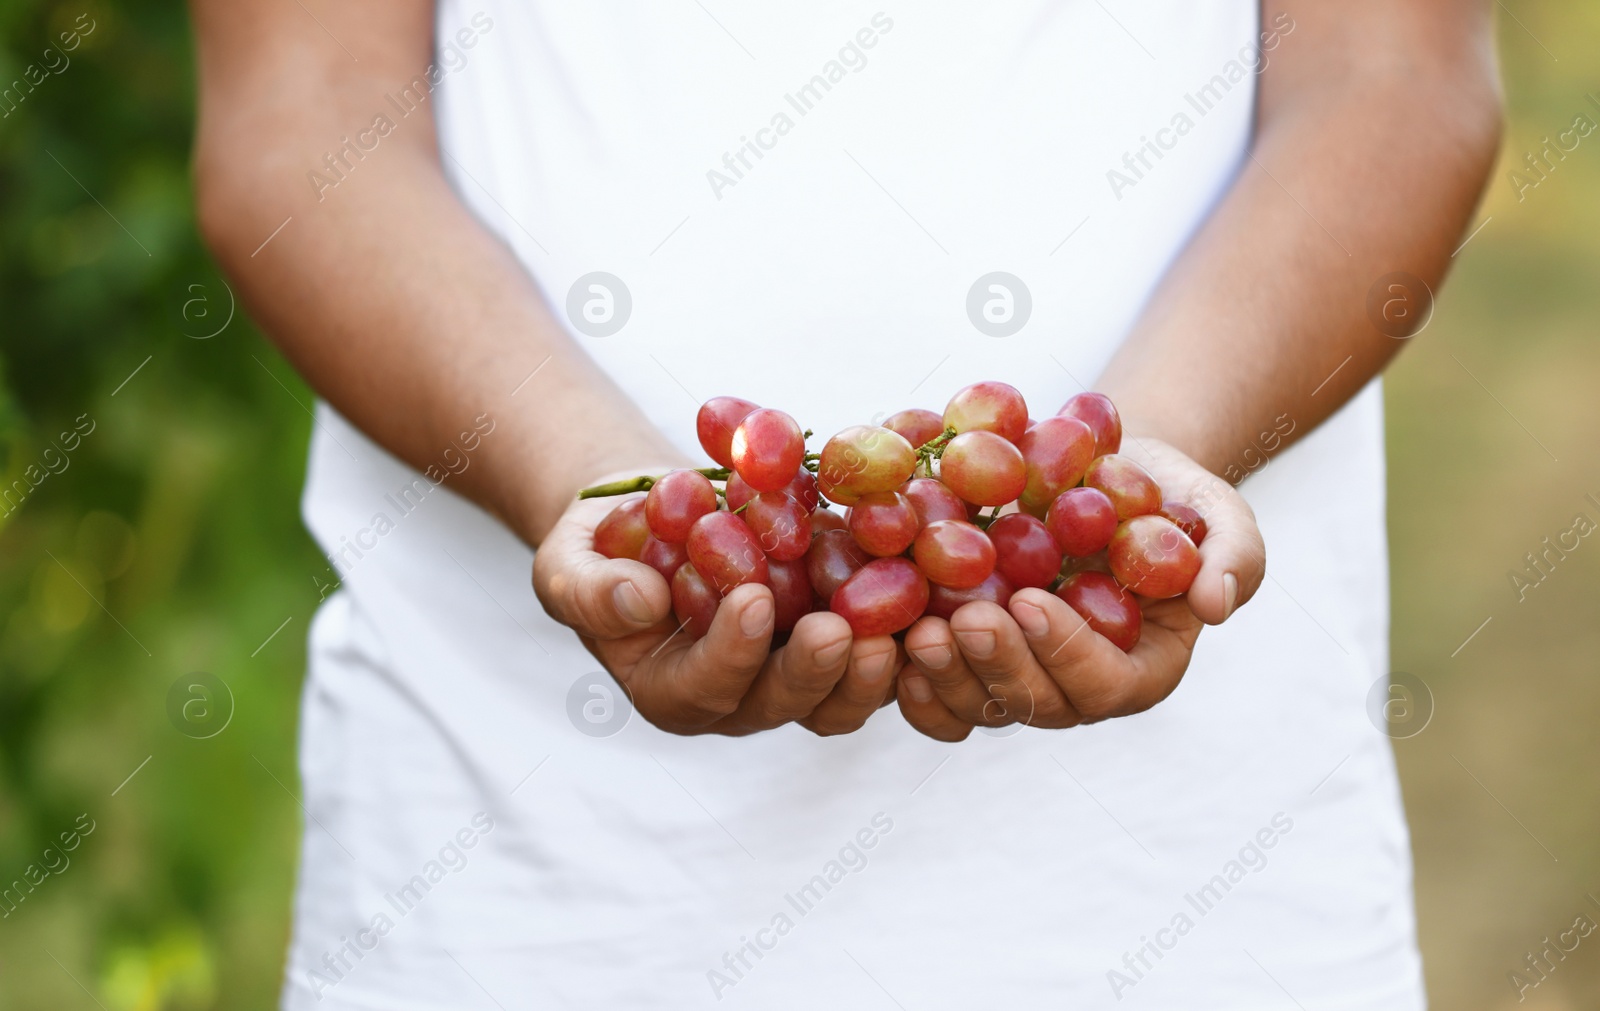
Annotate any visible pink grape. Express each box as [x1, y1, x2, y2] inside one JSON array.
[[806, 529, 869, 601], [926, 571, 1014, 620], [594, 497, 650, 560], [697, 396, 760, 468], [745, 492, 811, 561], [913, 520, 997, 590], [1083, 454, 1162, 521], [1108, 515, 1201, 599], [1160, 501, 1207, 546], [1045, 486, 1119, 557], [987, 513, 1063, 589], [883, 408, 947, 448], [782, 468, 820, 512], [767, 557, 814, 632], [723, 473, 756, 513], [848, 491, 920, 557], [817, 425, 917, 506], [900, 477, 968, 526], [940, 431, 1027, 506], [1018, 416, 1095, 513], [645, 470, 719, 543], [672, 563, 721, 639], [640, 535, 688, 581], [687, 511, 769, 592], [731, 408, 805, 493], [1055, 571, 1141, 652], [944, 381, 1028, 444], [830, 558, 930, 637], [809, 509, 847, 535], [1058, 392, 1122, 457]]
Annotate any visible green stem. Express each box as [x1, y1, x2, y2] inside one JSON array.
[[577, 466, 731, 499]]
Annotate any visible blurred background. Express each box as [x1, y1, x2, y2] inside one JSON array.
[[0, 2, 1596, 1008]]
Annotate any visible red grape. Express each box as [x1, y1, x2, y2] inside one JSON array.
[[1055, 571, 1141, 652], [830, 557, 929, 637], [744, 492, 812, 561], [806, 528, 869, 601], [640, 534, 689, 581], [1160, 501, 1207, 546], [697, 396, 760, 468], [731, 408, 805, 493], [767, 557, 813, 632], [900, 477, 968, 526], [926, 571, 1014, 620], [672, 563, 721, 639], [723, 473, 756, 513], [883, 408, 947, 448], [913, 520, 997, 589], [1058, 392, 1122, 456], [940, 431, 1027, 506], [594, 497, 650, 560], [1083, 454, 1162, 521], [1108, 515, 1201, 599], [817, 425, 917, 505], [645, 470, 719, 543], [809, 509, 847, 535], [1018, 416, 1096, 513], [1045, 486, 1118, 557], [781, 468, 820, 512], [686, 511, 769, 592], [848, 491, 920, 557], [987, 513, 1063, 589], [944, 381, 1028, 444]]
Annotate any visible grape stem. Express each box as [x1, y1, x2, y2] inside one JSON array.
[[577, 467, 731, 499]]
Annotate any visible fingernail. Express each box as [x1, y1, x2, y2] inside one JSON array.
[[614, 580, 653, 624], [911, 646, 951, 670], [815, 638, 851, 667], [740, 596, 774, 637], [862, 651, 896, 683], [955, 629, 996, 659], [1222, 572, 1239, 619], [904, 675, 934, 704], [1011, 601, 1048, 637]]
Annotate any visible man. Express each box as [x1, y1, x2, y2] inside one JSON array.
[[192, 1, 1499, 1006]]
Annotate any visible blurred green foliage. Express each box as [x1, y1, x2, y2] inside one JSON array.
[[0, 1, 1597, 1008]]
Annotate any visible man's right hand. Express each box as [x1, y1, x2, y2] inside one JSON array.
[[533, 492, 903, 736]]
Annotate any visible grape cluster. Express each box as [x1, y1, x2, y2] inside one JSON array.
[[590, 383, 1207, 652]]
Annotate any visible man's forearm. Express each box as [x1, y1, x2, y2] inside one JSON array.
[[1097, 0, 1501, 478], [192, 0, 677, 547]]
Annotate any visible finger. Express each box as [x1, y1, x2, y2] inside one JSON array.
[[644, 583, 774, 730], [718, 610, 853, 733], [895, 668, 973, 742], [1009, 587, 1195, 722], [903, 616, 998, 725], [948, 601, 1079, 729], [1186, 480, 1266, 626], [532, 502, 671, 639], [801, 636, 900, 736]]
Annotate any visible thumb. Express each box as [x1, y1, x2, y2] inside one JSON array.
[[533, 507, 672, 639]]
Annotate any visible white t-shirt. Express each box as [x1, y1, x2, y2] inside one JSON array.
[[282, 3, 1424, 1008]]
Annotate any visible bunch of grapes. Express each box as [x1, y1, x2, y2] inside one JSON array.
[[588, 383, 1207, 652]]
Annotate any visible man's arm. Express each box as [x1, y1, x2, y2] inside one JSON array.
[[896, 0, 1501, 739], [192, 0, 898, 736], [1098, 0, 1503, 472]]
